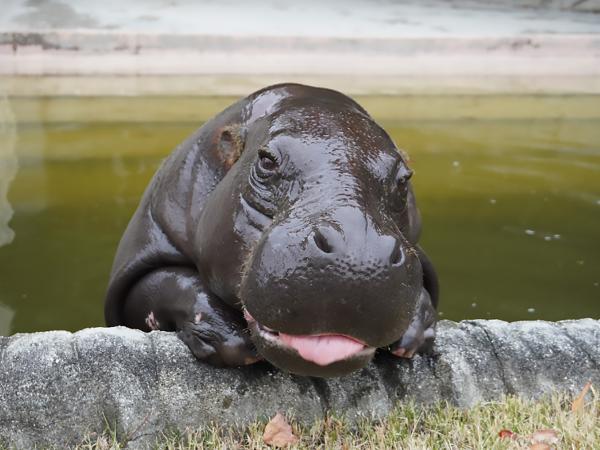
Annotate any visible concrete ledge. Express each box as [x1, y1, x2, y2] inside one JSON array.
[[2, 1, 600, 95], [1, 33, 598, 96], [1, 33, 599, 79], [1, 319, 598, 448]]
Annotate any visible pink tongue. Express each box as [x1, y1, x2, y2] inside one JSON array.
[[278, 333, 365, 366]]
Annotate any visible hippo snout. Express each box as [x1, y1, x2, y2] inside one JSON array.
[[239, 208, 423, 350]]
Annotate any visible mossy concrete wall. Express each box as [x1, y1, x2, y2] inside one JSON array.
[[0, 319, 598, 449]]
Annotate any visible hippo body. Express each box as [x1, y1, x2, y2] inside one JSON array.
[[105, 84, 438, 377]]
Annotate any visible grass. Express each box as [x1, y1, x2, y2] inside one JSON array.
[[70, 388, 599, 450]]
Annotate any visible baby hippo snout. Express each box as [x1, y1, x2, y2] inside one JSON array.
[[240, 211, 423, 348]]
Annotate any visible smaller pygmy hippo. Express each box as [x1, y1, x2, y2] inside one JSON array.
[[105, 83, 439, 377]]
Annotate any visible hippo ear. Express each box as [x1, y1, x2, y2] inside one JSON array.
[[218, 124, 246, 170]]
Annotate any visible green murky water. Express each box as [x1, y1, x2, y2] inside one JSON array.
[[0, 96, 599, 335]]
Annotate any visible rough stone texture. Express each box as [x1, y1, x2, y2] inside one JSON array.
[[0, 319, 599, 449]]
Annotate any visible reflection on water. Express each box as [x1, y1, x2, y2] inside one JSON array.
[[0, 96, 18, 247], [0, 98, 599, 335], [0, 302, 14, 336]]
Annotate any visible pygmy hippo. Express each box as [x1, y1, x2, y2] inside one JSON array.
[[105, 83, 439, 377]]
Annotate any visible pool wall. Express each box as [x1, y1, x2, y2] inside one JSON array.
[[1, 0, 600, 96], [1, 319, 598, 449]]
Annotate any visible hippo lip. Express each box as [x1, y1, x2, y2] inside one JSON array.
[[244, 310, 375, 366]]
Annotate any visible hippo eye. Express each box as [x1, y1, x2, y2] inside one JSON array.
[[257, 150, 279, 175]]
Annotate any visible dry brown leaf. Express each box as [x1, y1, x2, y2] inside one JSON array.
[[528, 444, 551, 450], [498, 429, 518, 440], [96, 436, 112, 450], [263, 412, 299, 448], [530, 428, 559, 444], [571, 381, 592, 412]]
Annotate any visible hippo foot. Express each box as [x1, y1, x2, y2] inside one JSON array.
[[387, 288, 436, 359], [387, 325, 435, 359], [177, 319, 261, 367], [116, 266, 262, 368]]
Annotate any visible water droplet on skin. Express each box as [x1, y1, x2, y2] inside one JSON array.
[[527, 308, 535, 314], [525, 229, 535, 235]]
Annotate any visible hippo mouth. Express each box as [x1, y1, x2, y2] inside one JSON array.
[[244, 310, 376, 367]]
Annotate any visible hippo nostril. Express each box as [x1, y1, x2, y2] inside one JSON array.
[[390, 240, 405, 266], [313, 228, 334, 254]]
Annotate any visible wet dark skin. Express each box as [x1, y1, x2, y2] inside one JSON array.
[[105, 83, 439, 377]]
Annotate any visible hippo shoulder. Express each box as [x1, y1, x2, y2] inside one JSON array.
[[104, 95, 252, 325]]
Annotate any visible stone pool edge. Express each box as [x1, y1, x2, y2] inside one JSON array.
[[0, 319, 598, 449], [1, 32, 600, 96]]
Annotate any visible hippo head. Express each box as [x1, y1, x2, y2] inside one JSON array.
[[194, 85, 432, 377]]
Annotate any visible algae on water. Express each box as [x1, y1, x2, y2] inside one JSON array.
[[0, 95, 17, 247]]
